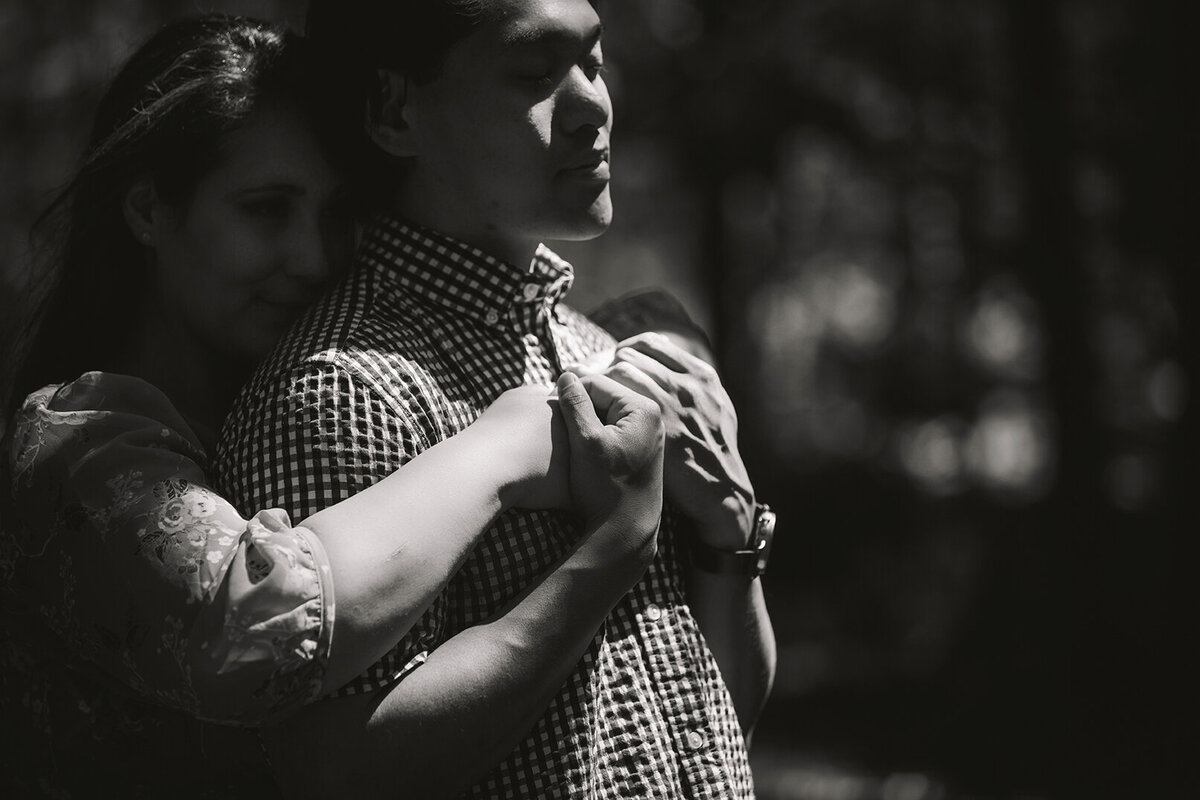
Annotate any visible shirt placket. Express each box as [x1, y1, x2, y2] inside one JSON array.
[[626, 530, 725, 797], [511, 283, 562, 384]]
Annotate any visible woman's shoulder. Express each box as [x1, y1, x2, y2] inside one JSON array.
[[16, 371, 198, 442], [22, 370, 173, 413], [8, 371, 206, 490]]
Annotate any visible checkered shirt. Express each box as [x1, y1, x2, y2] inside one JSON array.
[[214, 215, 754, 799]]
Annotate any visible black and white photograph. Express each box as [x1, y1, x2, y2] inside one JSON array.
[[0, 1, 1190, 798]]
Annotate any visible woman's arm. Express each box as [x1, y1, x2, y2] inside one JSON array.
[[262, 373, 666, 799], [299, 383, 569, 693], [3, 372, 567, 724]]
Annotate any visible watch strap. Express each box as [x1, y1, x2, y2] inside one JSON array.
[[688, 504, 775, 578]]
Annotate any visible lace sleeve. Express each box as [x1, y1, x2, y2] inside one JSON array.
[[3, 371, 335, 726]]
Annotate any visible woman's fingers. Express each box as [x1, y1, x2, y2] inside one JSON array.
[[560, 346, 616, 377], [555, 372, 604, 446], [573, 374, 637, 424]]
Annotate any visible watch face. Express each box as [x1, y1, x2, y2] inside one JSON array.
[[753, 507, 776, 577]]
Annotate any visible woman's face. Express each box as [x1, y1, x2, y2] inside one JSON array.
[[149, 103, 351, 364]]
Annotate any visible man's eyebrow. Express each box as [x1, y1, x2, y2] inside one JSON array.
[[502, 21, 603, 49]]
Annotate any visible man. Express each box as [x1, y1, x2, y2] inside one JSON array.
[[215, 0, 776, 796]]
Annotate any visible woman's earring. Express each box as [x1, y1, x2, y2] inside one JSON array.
[[140, 231, 151, 243]]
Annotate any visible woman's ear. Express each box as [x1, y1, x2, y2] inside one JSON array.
[[367, 69, 418, 158], [122, 175, 160, 246]]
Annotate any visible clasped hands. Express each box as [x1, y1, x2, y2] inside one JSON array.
[[566, 332, 758, 553], [482, 329, 756, 566]]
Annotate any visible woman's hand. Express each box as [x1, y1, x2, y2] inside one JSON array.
[[473, 385, 570, 510], [555, 372, 664, 571]]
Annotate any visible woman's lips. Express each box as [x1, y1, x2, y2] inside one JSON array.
[[256, 296, 312, 313]]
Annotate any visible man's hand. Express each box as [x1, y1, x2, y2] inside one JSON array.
[[604, 332, 756, 552], [589, 288, 715, 363]]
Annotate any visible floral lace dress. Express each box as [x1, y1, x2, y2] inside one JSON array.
[[0, 372, 336, 797]]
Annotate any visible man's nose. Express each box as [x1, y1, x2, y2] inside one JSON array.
[[559, 66, 611, 132]]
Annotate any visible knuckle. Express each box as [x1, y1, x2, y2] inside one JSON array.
[[610, 362, 639, 381], [561, 386, 592, 410], [634, 403, 665, 438], [632, 391, 659, 412], [643, 417, 666, 447], [693, 361, 718, 383], [650, 408, 667, 439]]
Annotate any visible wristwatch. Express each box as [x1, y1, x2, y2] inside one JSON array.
[[688, 504, 776, 579]]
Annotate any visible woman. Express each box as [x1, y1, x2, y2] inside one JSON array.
[[0, 15, 663, 797]]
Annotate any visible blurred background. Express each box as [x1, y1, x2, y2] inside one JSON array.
[[1, 1, 1192, 798]]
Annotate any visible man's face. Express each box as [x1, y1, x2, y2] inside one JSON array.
[[399, 0, 612, 257]]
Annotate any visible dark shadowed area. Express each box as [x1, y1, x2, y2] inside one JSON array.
[[1, 1, 1191, 798]]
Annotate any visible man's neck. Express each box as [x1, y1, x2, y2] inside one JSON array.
[[389, 199, 539, 271]]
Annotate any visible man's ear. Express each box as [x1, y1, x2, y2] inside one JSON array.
[[367, 69, 418, 158], [122, 175, 160, 246]]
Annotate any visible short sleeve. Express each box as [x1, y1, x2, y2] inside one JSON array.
[[215, 359, 446, 695], [216, 359, 426, 522], [2, 371, 335, 726]]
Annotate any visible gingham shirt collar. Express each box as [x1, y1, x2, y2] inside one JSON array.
[[357, 214, 575, 330]]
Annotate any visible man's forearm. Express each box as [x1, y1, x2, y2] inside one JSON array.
[[261, 522, 649, 800], [685, 565, 776, 739], [591, 314, 777, 737]]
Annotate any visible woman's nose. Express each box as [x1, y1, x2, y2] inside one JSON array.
[[283, 222, 332, 286]]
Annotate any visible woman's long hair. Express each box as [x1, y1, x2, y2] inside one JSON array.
[[2, 14, 358, 417]]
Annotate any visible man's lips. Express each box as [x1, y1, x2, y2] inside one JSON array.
[[562, 149, 610, 175]]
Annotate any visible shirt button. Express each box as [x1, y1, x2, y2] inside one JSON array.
[[522, 283, 540, 300], [686, 729, 707, 751], [644, 604, 662, 622], [484, 309, 500, 325]]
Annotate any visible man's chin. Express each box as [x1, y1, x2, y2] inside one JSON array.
[[547, 203, 613, 242]]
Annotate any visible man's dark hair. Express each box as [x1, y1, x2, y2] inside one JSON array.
[[306, 0, 487, 86]]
